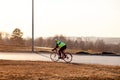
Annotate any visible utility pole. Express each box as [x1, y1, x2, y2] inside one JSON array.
[[32, 0, 34, 52]]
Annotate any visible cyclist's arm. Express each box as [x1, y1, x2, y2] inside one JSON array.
[[52, 44, 58, 51]]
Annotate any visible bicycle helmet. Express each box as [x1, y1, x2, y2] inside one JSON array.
[[54, 38, 58, 42]]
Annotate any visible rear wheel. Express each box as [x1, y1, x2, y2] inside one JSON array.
[[50, 52, 59, 62], [63, 53, 72, 63]]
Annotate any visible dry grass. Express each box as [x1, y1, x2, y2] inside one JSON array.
[[0, 60, 119, 80], [0, 45, 78, 53], [0, 44, 103, 54], [0, 45, 49, 52]]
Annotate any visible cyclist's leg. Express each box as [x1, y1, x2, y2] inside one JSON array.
[[58, 49, 62, 58], [60, 45, 67, 58]]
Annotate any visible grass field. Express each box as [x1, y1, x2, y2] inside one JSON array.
[[1, 45, 120, 55], [0, 45, 100, 54], [0, 60, 119, 80]]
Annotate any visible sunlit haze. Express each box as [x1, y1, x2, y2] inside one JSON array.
[[0, 0, 120, 38]]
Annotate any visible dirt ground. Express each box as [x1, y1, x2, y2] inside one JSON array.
[[0, 60, 119, 80]]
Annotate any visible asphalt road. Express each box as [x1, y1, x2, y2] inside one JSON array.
[[0, 52, 120, 66]]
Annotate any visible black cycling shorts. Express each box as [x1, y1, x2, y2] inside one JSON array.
[[60, 45, 67, 51]]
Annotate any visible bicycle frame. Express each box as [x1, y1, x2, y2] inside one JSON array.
[[54, 49, 66, 58], [50, 49, 73, 63]]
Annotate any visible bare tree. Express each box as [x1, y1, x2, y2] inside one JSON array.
[[10, 28, 24, 46], [94, 39, 105, 51], [0, 32, 4, 45], [11, 28, 23, 39], [24, 38, 32, 46]]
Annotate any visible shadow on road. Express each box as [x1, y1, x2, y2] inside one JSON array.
[[36, 52, 50, 59]]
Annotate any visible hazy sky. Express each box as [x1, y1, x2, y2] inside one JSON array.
[[0, 0, 120, 38]]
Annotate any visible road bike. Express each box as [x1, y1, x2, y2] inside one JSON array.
[[50, 49, 73, 63]]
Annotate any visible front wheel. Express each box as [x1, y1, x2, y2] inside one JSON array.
[[50, 52, 59, 62], [63, 53, 73, 63]]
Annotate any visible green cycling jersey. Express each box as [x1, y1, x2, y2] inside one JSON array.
[[56, 40, 66, 48]]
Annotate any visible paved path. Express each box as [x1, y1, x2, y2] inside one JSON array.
[[0, 52, 120, 66]]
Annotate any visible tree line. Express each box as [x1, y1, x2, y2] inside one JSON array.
[[34, 35, 120, 53], [0, 28, 120, 53]]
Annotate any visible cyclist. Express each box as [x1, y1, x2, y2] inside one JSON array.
[[52, 39, 67, 59]]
